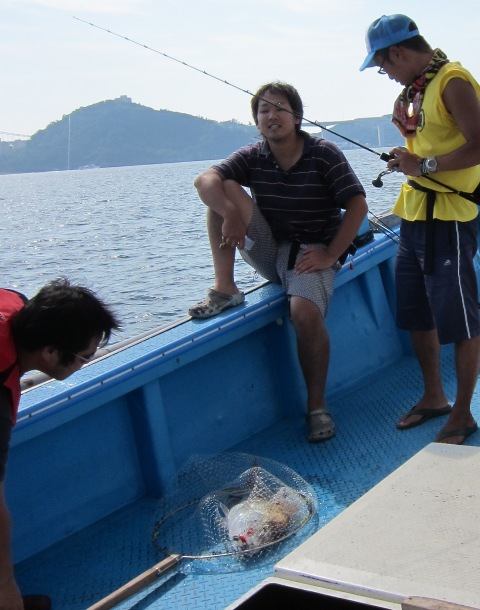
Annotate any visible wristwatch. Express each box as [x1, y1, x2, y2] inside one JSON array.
[[420, 156, 438, 175]]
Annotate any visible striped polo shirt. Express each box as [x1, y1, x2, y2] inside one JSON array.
[[213, 132, 365, 244]]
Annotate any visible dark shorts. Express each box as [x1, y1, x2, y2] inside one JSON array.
[[239, 204, 338, 317], [395, 219, 480, 344]]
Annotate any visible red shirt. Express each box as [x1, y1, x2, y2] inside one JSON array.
[[0, 290, 26, 424]]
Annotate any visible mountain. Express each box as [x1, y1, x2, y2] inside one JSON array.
[[0, 96, 403, 174], [316, 116, 403, 151]]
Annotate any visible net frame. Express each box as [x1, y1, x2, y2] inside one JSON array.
[[151, 452, 318, 566]]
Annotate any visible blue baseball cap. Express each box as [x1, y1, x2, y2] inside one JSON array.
[[359, 14, 420, 71]]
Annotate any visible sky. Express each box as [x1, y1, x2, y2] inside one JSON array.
[[3, 0, 480, 139]]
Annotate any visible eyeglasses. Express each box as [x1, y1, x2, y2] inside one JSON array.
[[71, 351, 96, 364], [377, 52, 389, 75], [377, 59, 387, 75]]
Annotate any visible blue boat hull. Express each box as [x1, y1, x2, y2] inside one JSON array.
[[9, 220, 480, 608]]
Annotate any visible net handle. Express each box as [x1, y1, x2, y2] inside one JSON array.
[[86, 554, 182, 610]]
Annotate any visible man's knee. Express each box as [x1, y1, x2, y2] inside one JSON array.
[[290, 297, 325, 332]]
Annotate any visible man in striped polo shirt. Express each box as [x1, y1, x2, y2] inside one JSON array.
[[189, 81, 368, 442]]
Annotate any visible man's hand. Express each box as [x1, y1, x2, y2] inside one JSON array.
[[294, 247, 338, 273], [220, 211, 247, 250], [388, 146, 423, 176], [0, 575, 23, 610]]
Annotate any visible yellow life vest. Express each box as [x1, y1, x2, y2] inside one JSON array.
[[392, 62, 480, 222]]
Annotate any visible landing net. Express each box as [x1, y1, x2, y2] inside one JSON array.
[[151, 452, 318, 573]]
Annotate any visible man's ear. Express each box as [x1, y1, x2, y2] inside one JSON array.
[[388, 45, 403, 62], [40, 346, 58, 365]]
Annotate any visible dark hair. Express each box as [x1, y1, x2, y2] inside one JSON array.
[[376, 32, 432, 62], [250, 81, 304, 133], [397, 34, 432, 53], [11, 278, 120, 366]]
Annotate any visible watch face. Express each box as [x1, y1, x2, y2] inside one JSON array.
[[426, 157, 437, 172]]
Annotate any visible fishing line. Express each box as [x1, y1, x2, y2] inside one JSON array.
[[73, 16, 391, 162], [368, 211, 400, 244], [73, 18, 480, 208]]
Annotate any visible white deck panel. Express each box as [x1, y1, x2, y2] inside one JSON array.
[[275, 443, 480, 608]]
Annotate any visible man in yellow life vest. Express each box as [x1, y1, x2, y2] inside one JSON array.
[[360, 14, 480, 444]]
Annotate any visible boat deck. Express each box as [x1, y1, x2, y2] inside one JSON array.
[[15, 342, 477, 610]]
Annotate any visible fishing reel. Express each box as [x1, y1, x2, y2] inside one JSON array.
[[372, 150, 401, 187], [372, 167, 398, 188], [372, 149, 406, 187]]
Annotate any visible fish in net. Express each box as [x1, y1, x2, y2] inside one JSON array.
[[198, 465, 314, 553]]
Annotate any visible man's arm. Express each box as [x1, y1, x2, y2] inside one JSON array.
[[438, 78, 480, 171], [0, 482, 23, 610], [294, 194, 368, 273], [325, 194, 369, 262], [0, 387, 22, 610]]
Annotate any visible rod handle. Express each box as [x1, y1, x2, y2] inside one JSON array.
[[86, 554, 182, 610], [380, 152, 394, 162]]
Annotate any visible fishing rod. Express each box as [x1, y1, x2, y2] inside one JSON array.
[[74, 17, 480, 206], [73, 16, 391, 163], [372, 165, 480, 205]]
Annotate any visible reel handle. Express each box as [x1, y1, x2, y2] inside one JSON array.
[[372, 167, 398, 188]]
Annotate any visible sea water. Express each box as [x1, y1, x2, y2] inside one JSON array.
[[0, 149, 404, 343]]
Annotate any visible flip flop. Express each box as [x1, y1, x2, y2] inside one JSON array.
[[435, 422, 478, 445], [396, 404, 452, 430]]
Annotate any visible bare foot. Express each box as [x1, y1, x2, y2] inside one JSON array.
[[435, 420, 478, 445]]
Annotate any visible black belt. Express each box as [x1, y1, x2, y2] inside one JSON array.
[[408, 180, 436, 275], [287, 239, 301, 270], [286, 239, 357, 270]]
